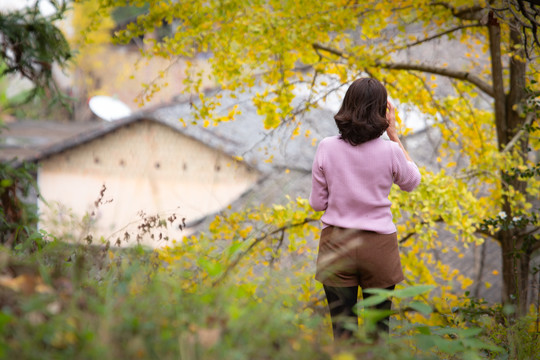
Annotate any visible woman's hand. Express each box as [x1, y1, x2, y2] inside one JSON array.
[[386, 101, 413, 161], [386, 101, 399, 141]]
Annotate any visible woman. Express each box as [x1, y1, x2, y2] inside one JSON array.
[[309, 78, 421, 341]]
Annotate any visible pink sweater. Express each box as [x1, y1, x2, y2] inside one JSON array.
[[309, 136, 421, 234]]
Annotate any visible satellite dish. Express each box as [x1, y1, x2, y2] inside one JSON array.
[[88, 96, 132, 121]]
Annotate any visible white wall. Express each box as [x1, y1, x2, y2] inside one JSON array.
[[38, 120, 259, 247]]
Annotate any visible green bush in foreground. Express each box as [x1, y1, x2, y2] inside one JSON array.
[[1, 235, 537, 360]]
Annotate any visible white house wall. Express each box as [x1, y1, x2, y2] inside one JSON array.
[[38, 120, 259, 247]]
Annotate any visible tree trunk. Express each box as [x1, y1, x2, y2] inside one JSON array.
[[500, 232, 531, 315], [488, 12, 506, 147], [490, 15, 531, 314]]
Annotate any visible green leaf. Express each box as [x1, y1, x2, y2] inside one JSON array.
[[433, 327, 459, 336], [227, 241, 244, 257], [502, 303, 515, 315], [364, 309, 394, 323], [432, 336, 465, 354], [362, 288, 394, 296], [363, 309, 394, 333], [414, 334, 437, 351], [356, 295, 388, 308], [393, 285, 435, 299], [198, 258, 224, 277], [457, 328, 483, 338], [415, 326, 432, 335], [0, 311, 13, 331], [461, 338, 494, 350], [407, 301, 433, 316]]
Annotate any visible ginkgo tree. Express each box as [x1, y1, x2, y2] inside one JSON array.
[[85, 0, 540, 314]]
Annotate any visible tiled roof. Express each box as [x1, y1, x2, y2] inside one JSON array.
[[1, 88, 338, 174], [152, 89, 338, 174]]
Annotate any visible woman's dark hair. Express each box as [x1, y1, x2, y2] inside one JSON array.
[[334, 78, 388, 145]]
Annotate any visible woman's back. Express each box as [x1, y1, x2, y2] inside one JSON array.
[[309, 135, 420, 234]]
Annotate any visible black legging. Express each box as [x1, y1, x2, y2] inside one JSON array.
[[323, 284, 395, 340]]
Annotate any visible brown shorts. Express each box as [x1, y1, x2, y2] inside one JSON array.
[[315, 226, 404, 288]]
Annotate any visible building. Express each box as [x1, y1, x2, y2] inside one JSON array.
[[0, 113, 260, 247]]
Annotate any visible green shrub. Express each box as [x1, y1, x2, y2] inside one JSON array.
[[1, 236, 525, 360]]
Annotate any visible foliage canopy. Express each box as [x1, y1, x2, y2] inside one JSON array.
[[0, 1, 72, 109]]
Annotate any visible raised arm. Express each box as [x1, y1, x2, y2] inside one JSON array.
[[386, 101, 413, 162], [387, 101, 421, 191]]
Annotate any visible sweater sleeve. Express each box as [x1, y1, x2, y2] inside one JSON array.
[[390, 141, 421, 192], [309, 141, 329, 211]]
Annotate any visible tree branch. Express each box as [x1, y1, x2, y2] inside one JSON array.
[[502, 112, 536, 153], [396, 24, 484, 50], [211, 218, 318, 286], [376, 61, 494, 97], [311, 42, 494, 97], [475, 227, 500, 242], [431, 2, 485, 20], [399, 231, 416, 244], [312, 43, 347, 58], [517, 0, 540, 54]]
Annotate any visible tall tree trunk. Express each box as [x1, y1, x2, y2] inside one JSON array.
[[488, 11, 506, 147], [500, 233, 531, 315], [490, 14, 531, 315]]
